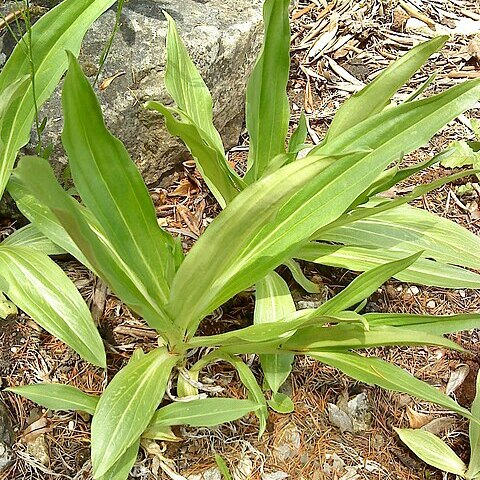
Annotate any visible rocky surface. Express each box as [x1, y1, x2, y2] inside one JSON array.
[[0, 402, 14, 472], [0, 0, 263, 185]]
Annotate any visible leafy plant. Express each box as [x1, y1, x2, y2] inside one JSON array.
[[396, 372, 480, 479], [0, 0, 118, 366], [5, 1, 480, 479]]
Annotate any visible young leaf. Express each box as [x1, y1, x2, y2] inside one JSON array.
[[7, 383, 99, 415], [288, 112, 308, 156], [0, 0, 117, 198], [466, 372, 480, 480], [317, 252, 422, 314], [323, 36, 447, 143], [255, 272, 296, 394], [62, 52, 176, 306], [268, 392, 294, 414], [309, 351, 473, 421], [0, 246, 105, 368], [297, 243, 480, 289], [395, 428, 467, 476], [91, 348, 179, 478], [245, 0, 291, 181], [283, 259, 320, 294], [2, 224, 65, 256], [98, 438, 140, 480], [144, 398, 260, 434], [169, 78, 480, 336], [215, 454, 233, 480]]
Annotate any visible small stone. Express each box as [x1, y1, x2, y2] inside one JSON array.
[[262, 471, 289, 480], [187, 467, 221, 480], [426, 300, 436, 309], [10, 347, 17, 353], [26, 435, 49, 466], [273, 423, 301, 461], [406, 286, 419, 295]]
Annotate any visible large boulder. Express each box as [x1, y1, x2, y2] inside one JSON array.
[[0, 0, 263, 185]]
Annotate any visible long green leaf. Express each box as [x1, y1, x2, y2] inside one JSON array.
[[395, 428, 467, 476], [255, 272, 295, 394], [297, 243, 480, 289], [62, 52, 176, 306], [2, 224, 65, 256], [91, 348, 179, 478], [7, 383, 99, 415], [169, 78, 480, 336], [467, 372, 480, 480], [309, 351, 473, 421], [283, 259, 320, 293], [144, 398, 260, 436], [0, 0, 117, 198], [0, 246, 105, 367], [285, 324, 462, 352], [365, 313, 480, 335], [324, 36, 447, 143], [245, 0, 291, 181], [320, 203, 480, 270], [11, 157, 181, 341], [317, 252, 421, 315], [146, 103, 242, 207]]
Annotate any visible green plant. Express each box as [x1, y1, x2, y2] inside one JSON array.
[[5, 1, 480, 479], [0, 0, 118, 366], [396, 372, 480, 479]]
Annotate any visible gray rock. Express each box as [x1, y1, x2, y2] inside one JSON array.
[[1, 0, 263, 186], [0, 402, 14, 471], [328, 392, 372, 434]]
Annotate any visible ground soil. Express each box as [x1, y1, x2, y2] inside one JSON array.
[[1, 1, 480, 479]]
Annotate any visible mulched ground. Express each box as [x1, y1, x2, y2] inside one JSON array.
[[1, 0, 480, 479]]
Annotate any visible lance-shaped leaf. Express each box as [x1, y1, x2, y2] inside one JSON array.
[[320, 203, 480, 270], [467, 372, 480, 480], [0, 246, 105, 367], [285, 324, 462, 352], [144, 398, 261, 436], [297, 243, 480, 289], [11, 157, 180, 341], [395, 429, 467, 477], [146, 103, 241, 207], [169, 78, 480, 336], [7, 383, 99, 415], [98, 438, 140, 480], [323, 36, 447, 143], [245, 0, 291, 181], [288, 112, 308, 156], [309, 351, 474, 421], [255, 272, 296, 394], [158, 13, 243, 207], [2, 224, 65, 256], [62, 52, 176, 305], [365, 313, 480, 335], [317, 252, 421, 315], [91, 348, 179, 478], [0, 0, 117, 198]]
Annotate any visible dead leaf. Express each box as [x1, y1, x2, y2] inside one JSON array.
[[99, 71, 126, 91], [22, 416, 52, 443], [406, 405, 433, 429], [447, 364, 471, 396], [421, 417, 456, 436]]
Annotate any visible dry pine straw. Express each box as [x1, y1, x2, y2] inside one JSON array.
[[1, 0, 480, 479]]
